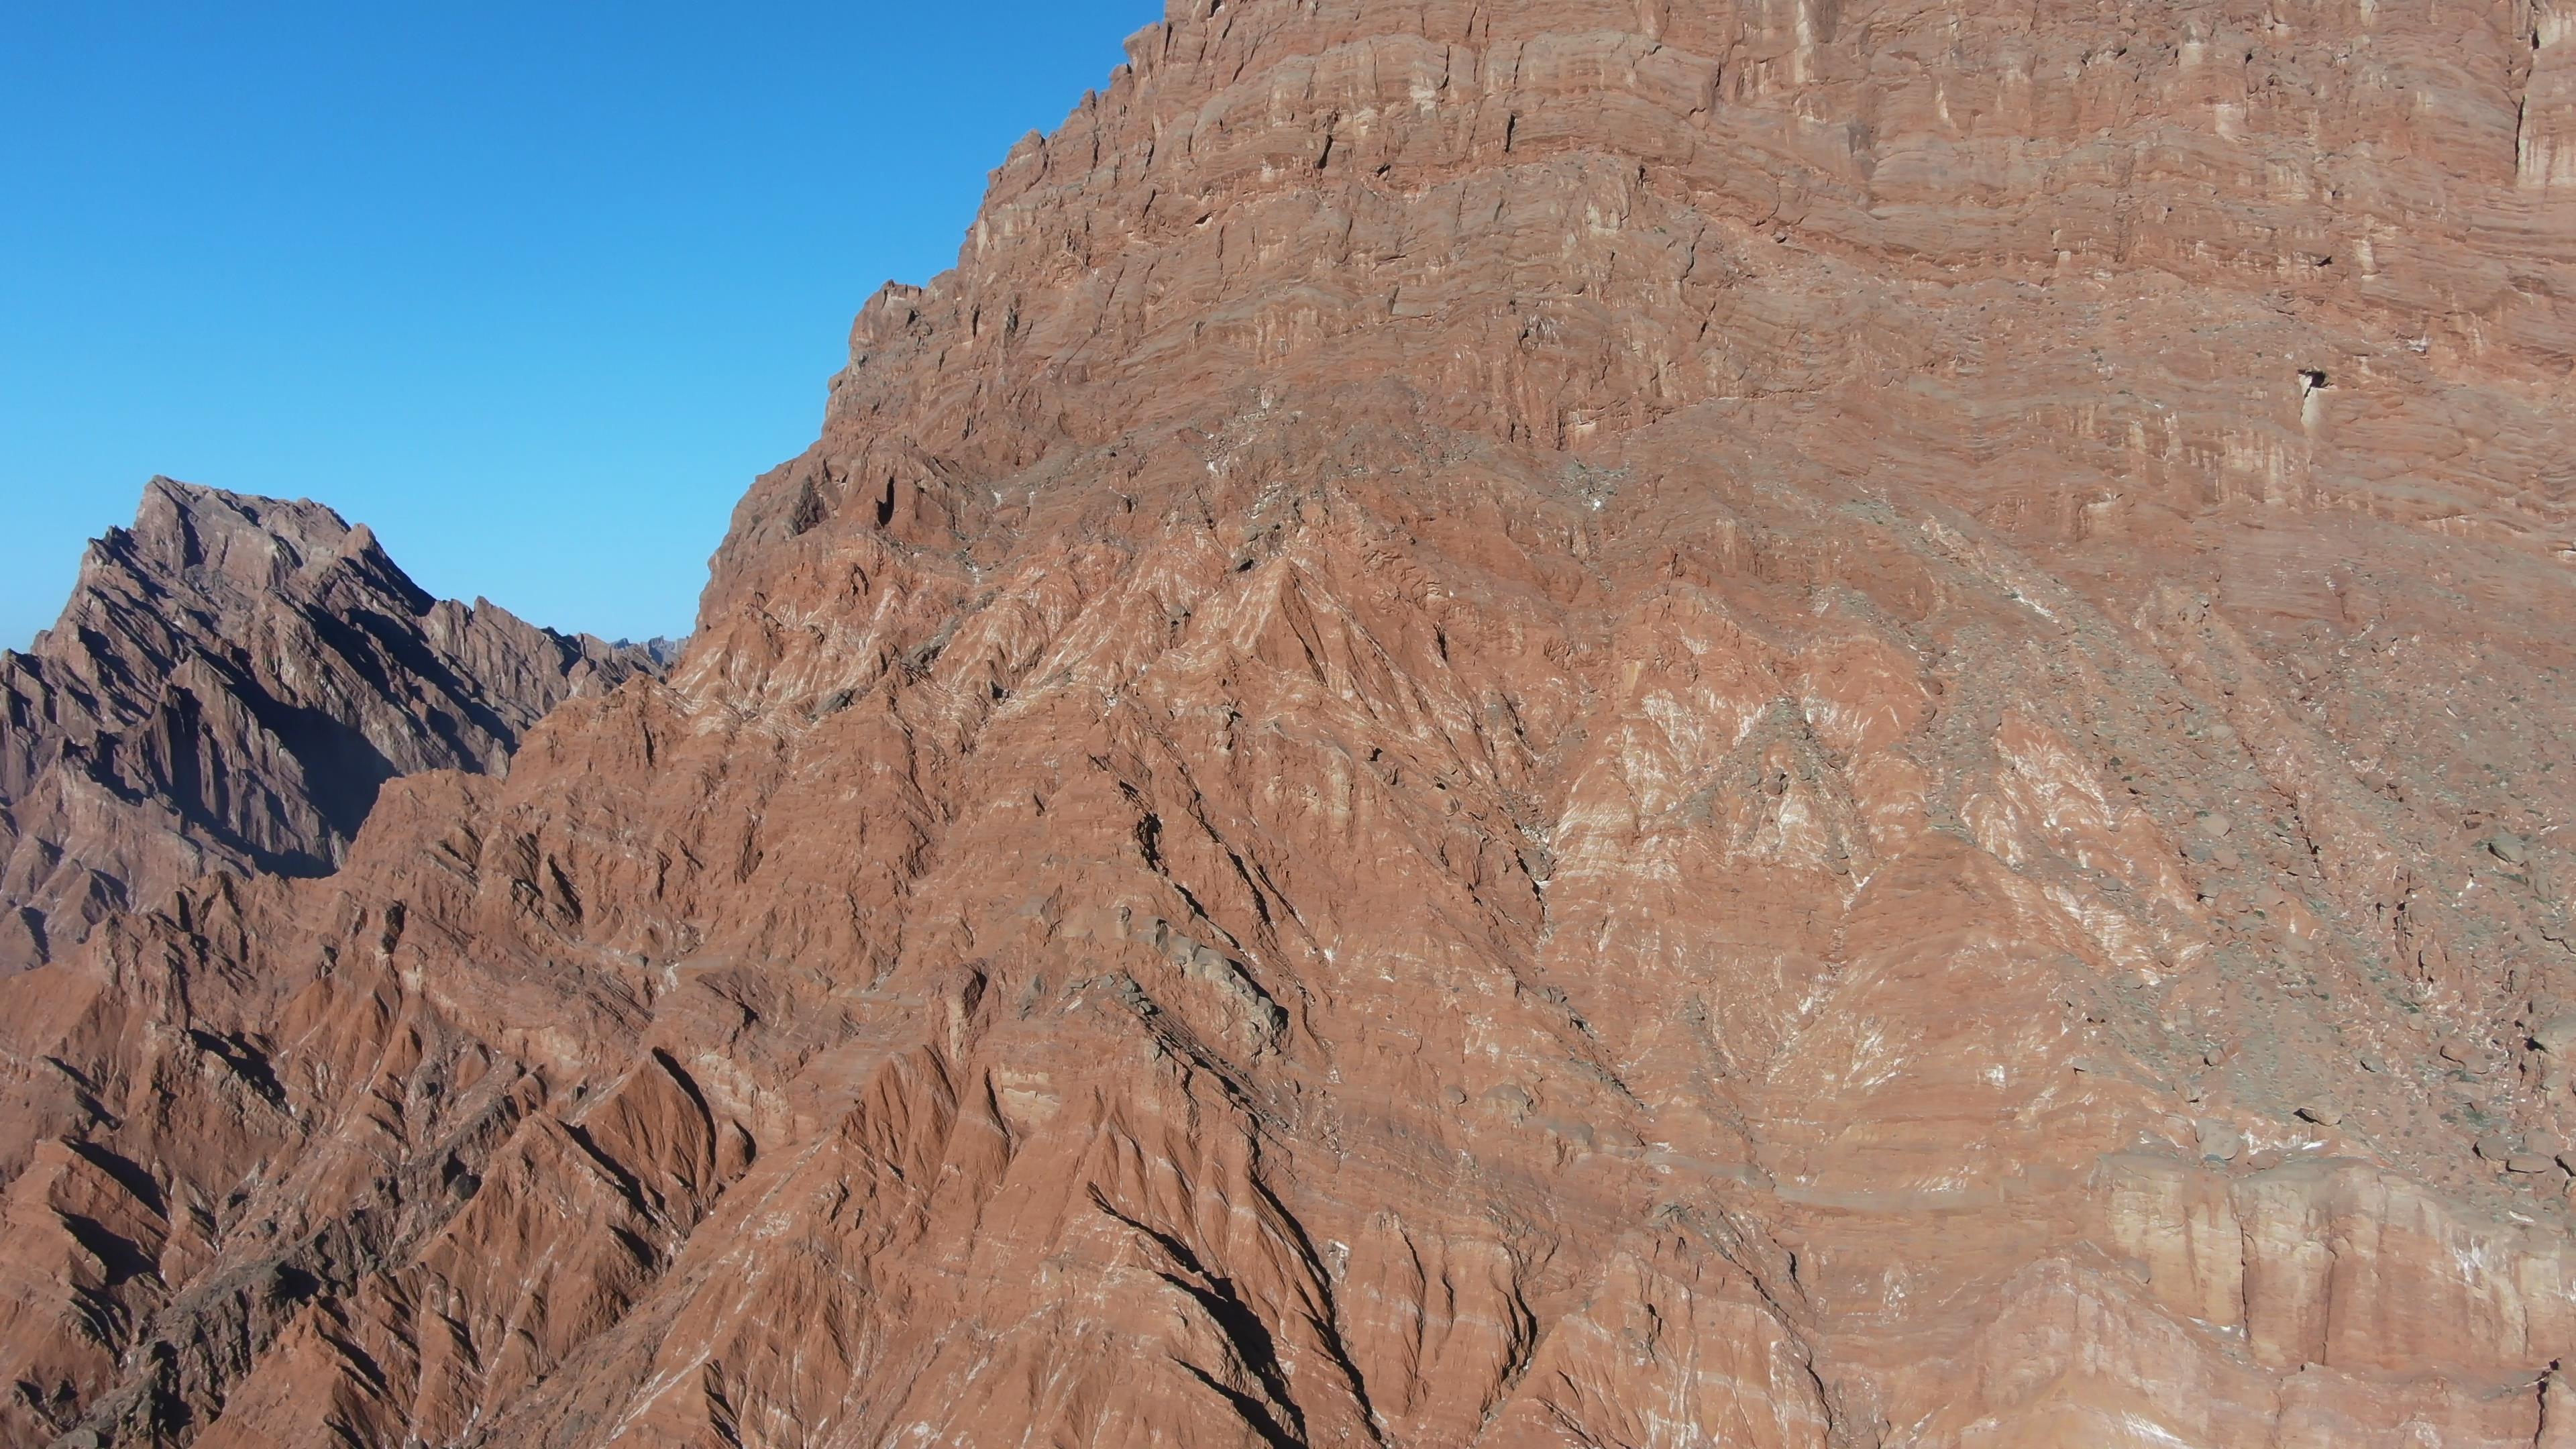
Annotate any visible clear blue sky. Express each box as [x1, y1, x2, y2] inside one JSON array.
[[1, 1, 1161, 649]]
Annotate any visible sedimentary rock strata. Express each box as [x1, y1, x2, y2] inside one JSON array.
[[6, 0, 2576, 1443], [0, 479, 658, 971]]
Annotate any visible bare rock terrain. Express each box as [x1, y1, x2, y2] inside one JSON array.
[[7, 0, 2576, 1444], [0, 479, 659, 971]]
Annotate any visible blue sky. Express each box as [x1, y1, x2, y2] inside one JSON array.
[[0, 1, 1162, 648]]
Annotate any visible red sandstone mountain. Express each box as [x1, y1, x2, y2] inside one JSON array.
[[7, 0, 2576, 1444], [0, 479, 659, 973]]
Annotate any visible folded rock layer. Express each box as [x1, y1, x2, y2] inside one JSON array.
[[0, 479, 660, 972], [7, 0, 2576, 1444]]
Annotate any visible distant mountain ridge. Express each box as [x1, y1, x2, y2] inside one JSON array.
[[0, 477, 662, 969], [612, 635, 690, 667]]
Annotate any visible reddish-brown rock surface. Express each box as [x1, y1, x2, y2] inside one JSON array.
[[7, 0, 2576, 1444], [0, 479, 660, 973]]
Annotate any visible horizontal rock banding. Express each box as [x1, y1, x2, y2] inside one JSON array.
[[5, 0, 2576, 1444]]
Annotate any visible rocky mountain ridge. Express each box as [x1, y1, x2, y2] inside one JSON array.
[[4, 0, 2576, 1444], [0, 478, 660, 971]]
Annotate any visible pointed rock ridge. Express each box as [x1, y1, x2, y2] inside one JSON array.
[[0, 477, 663, 970], [5, 1, 2576, 1446], [612, 633, 691, 667], [106, 478, 402, 617]]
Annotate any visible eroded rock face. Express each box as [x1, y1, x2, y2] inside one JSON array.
[[5, 0, 2576, 1444], [0, 479, 660, 971]]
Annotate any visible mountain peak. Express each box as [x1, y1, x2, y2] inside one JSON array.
[[121, 475, 358, 586], [0, 478, 661, 970]]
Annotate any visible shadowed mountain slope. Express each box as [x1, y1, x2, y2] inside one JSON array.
[[0, 479, 661, 971]]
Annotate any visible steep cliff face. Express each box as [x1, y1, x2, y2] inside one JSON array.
[[0, 479, 659, 971], [6, 0, 2576, 1444]]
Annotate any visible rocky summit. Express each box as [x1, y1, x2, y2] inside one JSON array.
[[6, 0, 2576, 1444], [0, 479, 660, 973]]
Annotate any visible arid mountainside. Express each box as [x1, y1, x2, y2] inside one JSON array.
[[0, 479, 659, 973], [7, 0, 2576, 1444]]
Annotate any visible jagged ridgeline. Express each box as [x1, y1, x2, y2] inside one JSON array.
[[0, 479, 663, 969], [5, 0, 2576, 1446]]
